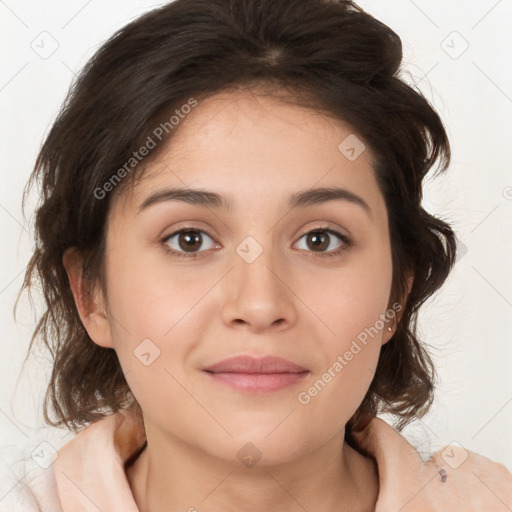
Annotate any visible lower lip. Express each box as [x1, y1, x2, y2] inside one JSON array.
[[204, 371, 309, 393]]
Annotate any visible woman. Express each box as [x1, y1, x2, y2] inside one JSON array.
[[5, 0, 512, 510]]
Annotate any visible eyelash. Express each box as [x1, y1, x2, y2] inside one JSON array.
[[161, 226, 352, 260]]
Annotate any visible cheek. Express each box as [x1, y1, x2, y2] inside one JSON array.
[[295, 279, 388, 433], [305, 248, 393, 347], [295, 248, 392, 421], [106, 245, 211, 339], [105, 257, 200, 416], [104, 244, 224, 380]]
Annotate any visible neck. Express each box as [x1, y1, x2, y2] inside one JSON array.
[[126, 425, 378, 512]]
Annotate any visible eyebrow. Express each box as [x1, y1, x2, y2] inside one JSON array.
[[137, 186, 372, 217]]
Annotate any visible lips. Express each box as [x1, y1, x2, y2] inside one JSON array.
[[202, 355, 308, 374], [202, 355, 310, 393]]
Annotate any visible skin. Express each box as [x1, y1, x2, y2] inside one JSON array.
[[64, 88, 405, 511]]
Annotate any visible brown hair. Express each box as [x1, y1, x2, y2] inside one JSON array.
[[17, 0, 457, 443]]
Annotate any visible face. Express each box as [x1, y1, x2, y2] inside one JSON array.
[[74, 89, 395, 464]]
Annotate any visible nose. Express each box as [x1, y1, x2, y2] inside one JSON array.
[[220, 243, 298, 333]]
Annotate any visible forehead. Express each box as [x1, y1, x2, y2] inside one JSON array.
[[111, 89, 384, 218]]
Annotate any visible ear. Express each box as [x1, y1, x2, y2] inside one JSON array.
[[62, 247, 114, 348], [381, 272, 414, 345]]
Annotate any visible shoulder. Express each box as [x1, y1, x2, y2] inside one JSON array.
[[351, 417, 512, 511], [52, 409, 146, 511], [0, 445, 62, 512]]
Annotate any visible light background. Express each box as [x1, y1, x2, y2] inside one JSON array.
[[0, 0, 511, 472]]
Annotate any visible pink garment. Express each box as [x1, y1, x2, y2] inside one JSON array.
[[10, 408, 512, 511]]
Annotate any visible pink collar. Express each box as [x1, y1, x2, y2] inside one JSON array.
[[52, 408, 512, 511]]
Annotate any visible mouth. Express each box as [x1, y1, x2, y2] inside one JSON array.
[[202, 354, 310, 393]]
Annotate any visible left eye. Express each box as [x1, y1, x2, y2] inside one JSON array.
[[294, 229, 349, 254]]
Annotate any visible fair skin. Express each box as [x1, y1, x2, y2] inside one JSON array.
[[64, 89, 403, 511]]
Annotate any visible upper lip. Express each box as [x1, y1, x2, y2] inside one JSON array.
[[202, 355, 308, 374]]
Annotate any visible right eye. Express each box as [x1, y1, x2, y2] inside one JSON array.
[[161, 228, 219, 258]]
